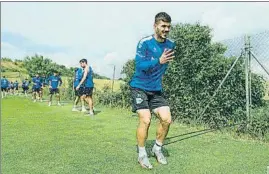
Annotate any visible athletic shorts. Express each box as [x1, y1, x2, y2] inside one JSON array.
[[49, 88, 59, 95], [130, 87, 169, 113], [83, 87, 93, 97], [23, 87, 29, 91], [1, 87, 7, 92], [33, 88, 41, 92], [74, 87, 84, 96]]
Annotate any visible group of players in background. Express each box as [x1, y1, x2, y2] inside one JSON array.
[[0, 77, 20, 96], [1, 58, 94, 115]]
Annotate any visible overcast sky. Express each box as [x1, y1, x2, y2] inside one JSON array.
[[1, 2, 269, 79]]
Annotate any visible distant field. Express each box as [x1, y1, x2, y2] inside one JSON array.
[[93, 79, 124, 92], [60, 77, 124, 92]]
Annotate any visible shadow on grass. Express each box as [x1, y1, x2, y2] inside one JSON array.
[[94, 110, 102, 115], [164, 129, 216, 146], [163, 123, 243, 146]]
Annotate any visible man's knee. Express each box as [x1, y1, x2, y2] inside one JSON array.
[[141, 117, 151, 125], [154, 106, 172, 124], [138, 109, 151, 126]]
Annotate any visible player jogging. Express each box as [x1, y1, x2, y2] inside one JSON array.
[[76, 59, 95, 116], [72, 67, 86, 112], [129, 12, 175, 169], [14, 80, 19, 95], [22, 78, 30, 96], [32, 73, 42, 102], [9, 81, 14, 95], [40, 74, 47, 102], [48, 71, 62, 106], [1, 76, 9, 98]]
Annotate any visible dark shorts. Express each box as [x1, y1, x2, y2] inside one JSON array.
[[15, 87, 18, 90], [1, 87, 7, 92], [130, 87, 169, 113], [74, 87, 84, 97], [23, 86, 29, 91], [83, 87, 93, 97], [33, 88, 41, 92], [50, 88, 59, 95]]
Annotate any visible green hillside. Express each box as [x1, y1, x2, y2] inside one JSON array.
[[1, 60, 29, 82]]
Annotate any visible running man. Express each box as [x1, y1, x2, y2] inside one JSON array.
[[32, 73, 42, 102], [14, 80, 19, 95], [9, 81, 14, 95], [1, 76, 9, 98], [129, 12, 175, 169], [72, 67, 86, 112], [40, 74, 47, 102], [48, 71, 62, 106], [22, 78, 30, 96], [76, 59, 94, 115]]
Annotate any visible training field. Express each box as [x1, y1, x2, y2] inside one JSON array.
[[2, 97, 269, 174]]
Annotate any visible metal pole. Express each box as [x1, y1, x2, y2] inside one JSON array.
[[245, 35, 250, 124], [250, 52, 269, 76], [112, 65, 116, 92], [248, 36, 252, 118]]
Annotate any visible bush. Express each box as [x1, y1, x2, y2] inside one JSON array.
[[237, 103, 269, 140], [163, 23, 265, 128], [1, 57, 13, 62]]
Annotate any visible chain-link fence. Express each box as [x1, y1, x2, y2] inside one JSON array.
[[220, 30, 269, 80]]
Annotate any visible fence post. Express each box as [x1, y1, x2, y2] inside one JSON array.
[[245, 35, 251, 125], [248, 35, 252, 123]]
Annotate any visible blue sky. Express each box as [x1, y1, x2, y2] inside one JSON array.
[[1, 2, 269, 78]]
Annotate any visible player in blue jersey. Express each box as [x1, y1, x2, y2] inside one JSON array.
[[9, 81, 14, 95], [39, 74, 46, 102], [22, 78, 30, 96], [14, 80, 19, 95], [72, 67, 86, 112], [48, 71, 62, 106], [1, 76, 9, 98], [76, 59, 94, 115], [32, 73, 42, 102], [129, 12, 175, 169]]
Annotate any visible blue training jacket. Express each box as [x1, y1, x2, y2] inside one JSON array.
[[129, 35, 175, 91]]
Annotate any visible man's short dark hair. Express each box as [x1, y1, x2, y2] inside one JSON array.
[[79, 58, 87, 64], [3, 76, 5, 78], [155, 12, 171, 24]]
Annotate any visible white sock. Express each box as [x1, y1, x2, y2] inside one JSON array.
[[153, 140, 162, 151], [138, 146, 147, 157]]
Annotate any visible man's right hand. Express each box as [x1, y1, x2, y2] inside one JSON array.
[[159, 49, 175, 64], [49, 86, 52, 89]]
